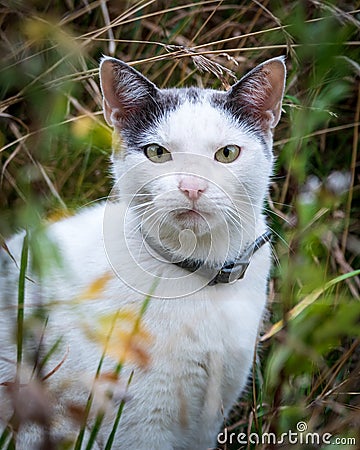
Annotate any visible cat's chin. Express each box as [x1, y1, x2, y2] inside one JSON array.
[[170, 208, 214, 236]]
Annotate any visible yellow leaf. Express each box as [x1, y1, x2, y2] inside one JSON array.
[[85, 309, 153, 368], [78, 272, 113, 301]]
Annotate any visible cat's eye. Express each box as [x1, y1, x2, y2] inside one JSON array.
[[144, 144, 172, 163], [214, 145, 241, 163]]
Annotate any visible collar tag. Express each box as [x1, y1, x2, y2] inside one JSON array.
[[208, 261, 250, 286], [207, 230, 272, 285]]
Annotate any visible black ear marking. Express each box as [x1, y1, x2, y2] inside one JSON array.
[[100, 57, 159, 127], [226, 56, 286, 129]]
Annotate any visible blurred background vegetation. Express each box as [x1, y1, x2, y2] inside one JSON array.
[[0, 0, 359, 449]]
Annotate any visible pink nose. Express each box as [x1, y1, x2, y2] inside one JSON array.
[[178, 176, 208, 200]]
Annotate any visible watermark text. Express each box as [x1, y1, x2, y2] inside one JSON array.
[[218, 421, 356, 446]]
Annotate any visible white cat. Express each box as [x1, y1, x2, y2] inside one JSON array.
[[0, 56, 286, 450]]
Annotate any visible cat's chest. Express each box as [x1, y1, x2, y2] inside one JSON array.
[[123, 290, 264, 422], [144, 287, 263, 375]]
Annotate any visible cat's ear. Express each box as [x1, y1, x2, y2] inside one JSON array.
[[227, 56, 286, 129], [99, 57, 158, 127]]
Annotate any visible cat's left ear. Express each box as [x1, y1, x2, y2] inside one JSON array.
[[227, 56, 286, 129], [100, 57, 158, 127]]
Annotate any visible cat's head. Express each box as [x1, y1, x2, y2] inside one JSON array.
[[100, 56, 285, 264]]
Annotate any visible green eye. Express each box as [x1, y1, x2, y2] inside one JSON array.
[[214, 145, 241, 163], [144, 144, 172, 163]]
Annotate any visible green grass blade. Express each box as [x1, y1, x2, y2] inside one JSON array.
[[5, 438, 15, 450], [74, 351, 107, 450], [84, 411, 105, 450], [104, 371, 134, 450], [1, 232, 30, 449], [35, 336, 63, 379], [0, 428, 10, 449], [261, 269, 360, 342], [16, 231, 29, 369]]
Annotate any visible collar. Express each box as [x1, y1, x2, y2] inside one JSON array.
[[143, 230, 271, 286]]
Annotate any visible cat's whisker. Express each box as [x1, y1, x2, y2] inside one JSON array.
[[135, 210, 172, 258], [224, 205, 256, 228], [224, 208, 262, 247], [226, 203, 290, 250], [127, 206, 165, 240], [262, 205, 293, 224], [269, 244, 281, 269], [222, 209, 250, 240], [122, 193, 154, 199], [226, 204, 255, 220], [266, 226, 291, 251], [222, 208, 242, 228], [82, 194, 121, 207], [128, 201, 155, 213], [267, 198, 293, 209], [225, 190, 293, 229], [124, 204, 157, 229]]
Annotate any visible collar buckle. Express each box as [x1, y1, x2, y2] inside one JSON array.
[[208, 261, 250, 286], [207, 230, 272, 286]]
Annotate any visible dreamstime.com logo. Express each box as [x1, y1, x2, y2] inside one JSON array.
[[217, 421, 357, 446]]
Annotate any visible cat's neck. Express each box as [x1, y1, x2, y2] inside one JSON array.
[[131, 209, 261, 268]]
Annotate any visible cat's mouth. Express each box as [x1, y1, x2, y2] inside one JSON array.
[[176, 208, 203, 219], [173, 208, 211, 229]]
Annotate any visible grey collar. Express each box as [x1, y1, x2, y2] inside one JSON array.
[[143, 230, 271, 286]]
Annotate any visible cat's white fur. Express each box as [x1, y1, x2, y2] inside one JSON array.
[[0, 57, 286, 449]]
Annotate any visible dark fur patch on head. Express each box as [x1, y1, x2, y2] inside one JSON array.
[[118, 87, 206, 149], [119, 90, 181, 148], [210, 92, 259, 129], [210, 92, 272, 159], [184, 87, 202, 103]]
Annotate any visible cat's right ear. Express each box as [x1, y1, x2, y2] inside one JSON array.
[[99, 57, 158, 127], [226, 56, 286, 130]]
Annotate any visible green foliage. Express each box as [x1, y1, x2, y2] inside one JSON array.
[[0, 0, 359, 449]]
